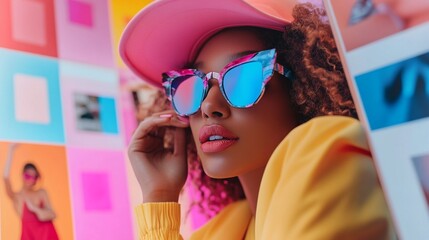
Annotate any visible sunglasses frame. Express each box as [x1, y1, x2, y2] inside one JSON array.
[[162, 48, 293, 116], [23, 172, 39, 181]]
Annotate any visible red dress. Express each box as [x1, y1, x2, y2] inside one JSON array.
[[21, 202, 59, 240]]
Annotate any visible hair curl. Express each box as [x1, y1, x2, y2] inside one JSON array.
[[143, 2, 357, 220], [281, 3, 357, 123]]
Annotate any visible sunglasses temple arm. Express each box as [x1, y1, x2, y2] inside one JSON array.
[[274, 63, 294, 80]]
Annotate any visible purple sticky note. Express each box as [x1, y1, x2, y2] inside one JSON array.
[[68, 0, 93, 27], [81, 172, 112, 211]]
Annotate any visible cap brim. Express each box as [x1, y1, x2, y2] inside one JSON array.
[[119, 0, 290, 88]]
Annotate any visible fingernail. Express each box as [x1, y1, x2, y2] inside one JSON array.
[[160, 114, 172, 118], [178, 116, 189, 124]]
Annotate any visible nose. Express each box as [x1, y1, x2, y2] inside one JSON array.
[[200, 79, 230, 119]]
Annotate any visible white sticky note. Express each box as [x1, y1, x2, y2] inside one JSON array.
[[11, 0, 47, 46], [14, 74, 50, 124]]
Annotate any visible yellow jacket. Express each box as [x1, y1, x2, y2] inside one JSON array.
[[135, 116, 395, 239]]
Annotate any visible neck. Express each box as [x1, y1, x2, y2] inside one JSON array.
[[238, 166, 266, 216], [22, 186, 34, 192]]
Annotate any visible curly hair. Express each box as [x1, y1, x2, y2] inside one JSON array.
[[282, 3, 357, 123], [145, 3, 357, 220]]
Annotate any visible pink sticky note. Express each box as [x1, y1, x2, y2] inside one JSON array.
[[81, 172, 112, 211], [14, 74, 50, 124], [11, 0, 47, 46], [67, 148, 134, 240], [68, 0, 93, 27], [56, 0, 113, 67]]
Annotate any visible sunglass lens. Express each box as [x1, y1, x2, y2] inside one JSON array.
[[172, 75, 205, 115], [223, 62, 264, 107], [24, 173, 37, 181]]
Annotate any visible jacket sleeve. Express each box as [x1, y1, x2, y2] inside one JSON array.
[[135, 202, 183, 240], [255, 116, 396, 240]]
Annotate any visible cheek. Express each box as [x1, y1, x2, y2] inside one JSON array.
[[257, 83, 296, 127], [232, 96, 295, 157], [243, 86, 296, 149], [375, 0, 429, 18], [189, 117, 203, 150], [240, 109, 291, 149]]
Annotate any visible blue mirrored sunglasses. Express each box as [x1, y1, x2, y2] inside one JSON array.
[[162, 48, 293, 116]]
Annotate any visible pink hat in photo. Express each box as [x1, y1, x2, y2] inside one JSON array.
[[119, 0, 299, 88]]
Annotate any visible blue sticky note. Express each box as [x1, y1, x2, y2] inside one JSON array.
[[99, 97, 118, 134], [0, 48, 64, 143]]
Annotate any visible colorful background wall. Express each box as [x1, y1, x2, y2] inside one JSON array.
[[0, 0, 202, 239]]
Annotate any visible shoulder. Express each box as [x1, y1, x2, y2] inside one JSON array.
[[36, 188, 48, 197], [37, 188, 47, 194], [271, 116, 370, 166], [255, 116, 393, 239], [286, 115, 367, 147], [263, 116, 372, 189]]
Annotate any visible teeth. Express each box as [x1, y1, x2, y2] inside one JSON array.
[[208, 135, 224, 141]]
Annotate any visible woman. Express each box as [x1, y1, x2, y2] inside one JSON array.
[[3, 143, 59, 240], [120, 0, 395, 239]]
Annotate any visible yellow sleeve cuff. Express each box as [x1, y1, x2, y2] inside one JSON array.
[[135, 202, 182, 240]]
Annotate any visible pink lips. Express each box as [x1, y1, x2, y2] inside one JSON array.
[[199, 125, 239, 153]]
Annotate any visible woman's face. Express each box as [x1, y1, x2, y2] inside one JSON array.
[[189, 28, 298, 179], [23, 169, 38, 188]]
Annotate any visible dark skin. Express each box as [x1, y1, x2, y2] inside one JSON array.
[[128, 28, 298, 215]]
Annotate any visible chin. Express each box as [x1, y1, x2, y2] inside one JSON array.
[[204, 170, 233, 179], [24, 183, 36, 189], [201, 158, 241, 179]]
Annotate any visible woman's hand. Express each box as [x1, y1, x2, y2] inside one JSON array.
[[8, 143, 19, 152], [25, 193, 57, 221], [128, 110, 190, 203], [4, 143, 19, 179], [4, 143, 19, 201]]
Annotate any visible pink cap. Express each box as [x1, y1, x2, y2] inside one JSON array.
[[119, 0, 295, 88]]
